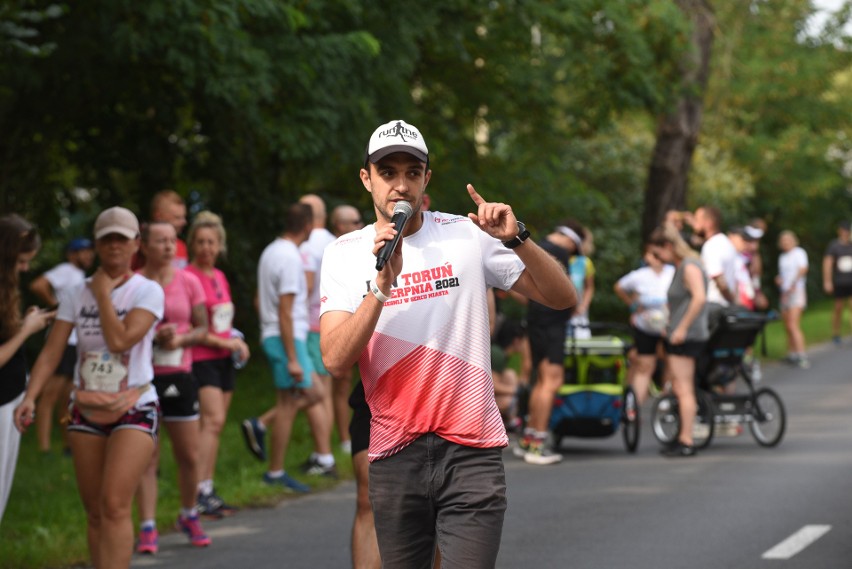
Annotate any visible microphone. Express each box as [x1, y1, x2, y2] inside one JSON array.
[[375, 201, 414, 271]]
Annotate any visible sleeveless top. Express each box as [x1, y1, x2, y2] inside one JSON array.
[[667, 258, 709, 342]]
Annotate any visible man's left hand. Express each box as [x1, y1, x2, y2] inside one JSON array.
[[466, 183, 518, 242]]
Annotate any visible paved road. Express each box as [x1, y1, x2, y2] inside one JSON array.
[[132, 343, 852, 568]]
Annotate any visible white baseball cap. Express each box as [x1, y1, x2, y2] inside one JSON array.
[[94, 206, 140, 240], [366, 120, 429, 164]]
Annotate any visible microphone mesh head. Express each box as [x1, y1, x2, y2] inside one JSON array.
[[393, 201, 414, 218]]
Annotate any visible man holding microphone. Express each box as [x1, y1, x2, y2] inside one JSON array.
[[320, 120, 576, 568]]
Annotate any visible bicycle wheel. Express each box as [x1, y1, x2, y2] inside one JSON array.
[[651, 394, 679, 446], [692, 390, 716, 450], [622, 387, 640, 453], [748, 388, 786, 447]]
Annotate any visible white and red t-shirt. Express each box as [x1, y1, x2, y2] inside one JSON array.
[[185, 265, 234, 362], [320, 210, 525, 461], [57, 273, 164, 405], [152, 269, 206, 376]]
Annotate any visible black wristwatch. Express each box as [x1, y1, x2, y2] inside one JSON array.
[[502, 221, 530, 249]]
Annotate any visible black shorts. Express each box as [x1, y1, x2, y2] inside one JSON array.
[[528, 322, 566, 369], [55, 345, 77, 378], [834, 284, 852, 299], [193, 358, 235, 392], [633, 327, 664, 356], [348, 381, 371, 456], [153, 372, 199, 421], [665, 340, 706, 359]]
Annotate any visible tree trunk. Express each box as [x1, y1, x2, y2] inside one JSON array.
[[641, 0, 715, 241]]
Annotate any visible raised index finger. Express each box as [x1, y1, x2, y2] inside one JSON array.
[[467, 183, 485, 206]]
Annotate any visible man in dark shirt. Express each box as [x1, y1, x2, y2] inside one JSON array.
[[517, 221, 585, 465], [822, 220, 852, 344]]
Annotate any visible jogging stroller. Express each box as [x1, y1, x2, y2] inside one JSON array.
[[651, 309, 786, 449], [548, 323, 639, 453]]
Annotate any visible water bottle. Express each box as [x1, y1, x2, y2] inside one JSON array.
[[230, 328, 247, 370]]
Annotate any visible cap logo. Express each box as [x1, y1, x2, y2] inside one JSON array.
[[378, 121, 419, 143]]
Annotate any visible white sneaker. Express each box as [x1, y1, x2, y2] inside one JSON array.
[[523, 441, 563, 465]]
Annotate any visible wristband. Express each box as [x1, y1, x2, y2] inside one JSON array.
[[370, 280, 390, 304]]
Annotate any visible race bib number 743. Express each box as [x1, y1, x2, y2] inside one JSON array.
[[80, 351, 129, 393]]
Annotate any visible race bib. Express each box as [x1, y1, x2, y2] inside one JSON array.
[[211, 302, 235, 334], [153, 346, 184, 367], [80, 351, 129, 393], [838, 256, 852, 273]]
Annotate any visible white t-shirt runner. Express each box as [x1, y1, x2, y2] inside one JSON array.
[[320, 210, 525, 461], [56, 273, 164, 406], [701, 232, 739, 306], [300, 227, 337, 333], [44, 262, 86, 345], [779, 246, 809, 295], [258, 238, 309, 341], [616, 265, 675, 335]]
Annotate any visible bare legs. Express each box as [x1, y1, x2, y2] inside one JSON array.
[[352, 450, 381, 569], [198, 386, 233, 486], [667, 354, 696, 447], [527, 360, 563, 432], [70, 429, 154, 569]]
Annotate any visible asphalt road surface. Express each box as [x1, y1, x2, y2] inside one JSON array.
[[132, 343, 852, 569]]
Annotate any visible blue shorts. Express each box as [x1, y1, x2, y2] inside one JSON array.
[[307, 332, 328, 376], [262, 336, 314, 390]]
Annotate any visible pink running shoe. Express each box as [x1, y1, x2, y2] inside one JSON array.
[[176, 514, 211, 547], [136, 527, 159, 554]]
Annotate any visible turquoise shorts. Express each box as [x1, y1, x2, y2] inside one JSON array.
[[262, 336, 314, 390], [307, 332, 328, 376]]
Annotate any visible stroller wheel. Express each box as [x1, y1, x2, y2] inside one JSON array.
[[652, 391, 715, 449], [748, 388, 786, 447], [622, 387, 640, 453], [652, 394, 679, 446], [692, 390, 716, 450]]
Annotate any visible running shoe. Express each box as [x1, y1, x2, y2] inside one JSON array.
[[136, 527, 159, 555], [523, 439, 563, 465], [176, 514, 212, 547], [512, 435, 531, 459], [661, 441, 697, 458], [263, 472, 311, 493], [240, 417, 267, 461], [197, 490, 238, 519], [196, 492, 223, 519], [833, 335, 841, 346], [300, 456, 338, 478], [797, 357, 811, 369]]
